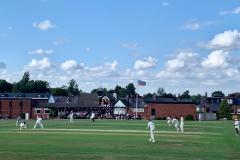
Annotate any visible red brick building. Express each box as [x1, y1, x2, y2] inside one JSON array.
[[113, 98, 196, 120], [144, 102, 197, 120], [0, 93, 54, 119]]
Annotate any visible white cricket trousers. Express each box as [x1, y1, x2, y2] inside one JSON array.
[[34, 122, 43, 129], [150, 130, 155, 141], [180, 123, 184, 132]]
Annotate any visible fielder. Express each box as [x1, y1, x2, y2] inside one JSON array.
[[16, 116, 21, 127], [33, 116, 44, 129], [180, 115, 184, 132], [19, 121, 27, 130], [171, 116, 176, 126], [173, 117, 180, 132], [69, 111, 74, 123], [90, 112, 95, 122], [234, 119, 239, 135], [147, 119, 155, 143], [166, 116, 172, 127]]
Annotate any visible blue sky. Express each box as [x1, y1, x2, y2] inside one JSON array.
[[0, 0, 240, 95]]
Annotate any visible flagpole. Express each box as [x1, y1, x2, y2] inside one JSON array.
[[135, 82, 138, 118]]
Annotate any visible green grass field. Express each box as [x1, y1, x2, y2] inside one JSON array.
[[0, 119, 239, 160]]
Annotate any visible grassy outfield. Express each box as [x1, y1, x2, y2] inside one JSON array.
[[0, 119, 239, 160]]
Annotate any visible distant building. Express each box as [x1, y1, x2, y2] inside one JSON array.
[[113, 97, 197, 120], [198, 93, 222, 120], [0, 93, 54, 119], [226, 93, 240, 119], [113, 98, 145, 117], [143, 98, 196, 120]]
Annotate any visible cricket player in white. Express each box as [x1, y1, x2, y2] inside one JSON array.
[[19, 121, 27, 130], [90, 112, 95, 122], [147, 119, 155, 143], [234, 119, 239, 135], [16, 116, 21, 127], [180, 115, 184, 132], [167, 116, 172, 127], [173, 118, 180, 132], [171, 117, 175, 126], [33, 116, 44, 129], [69, 111, 74, 123]]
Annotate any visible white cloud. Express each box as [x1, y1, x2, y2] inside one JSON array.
[[201, 50, 230, 69], [85, 48, 91, 52], [7, 26, 13, 30], [156, 50, 240, 90], [33, 20, 55, 30], [122, 42, 139, 49], [232, 7, 240, 14], [161, 2, 169, 6], [86, 60, 118, 74], [25, 57, 52, 70], [219, 6, 240, 15], [181, 20, 201, 31], [180, 20, 217, 31], [206, 30, 240, 49], [165, 52, 199, 72], [134, 56, 158, 70], [53, 38, 69, 46], [105, 60, 118, 70], [60, 59, 118, 78], [61, 60, 84, 71], [2, 50, 240, 95], [28, 49, 53, 55]]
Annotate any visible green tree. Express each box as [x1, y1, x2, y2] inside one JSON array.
[[0, 79, 13, 93], [21, 71, 30, 84], [162, 93, 177, 99], [12, 71, 30, 92], [125, 83, 136, 97], [212, 91, 225, 97], [12, 71, 50, 93], [144, 93, 157, 100], [91, 88, 108, 96], [157, 88, 166, 97], [114, 85, 127, 98], [33, 80, 50, 93], [217, 99, 231, 120], [51, 86, 68, 96], [24, 80, 50, 93], [179, 90, 190, 99], [68, 79, 80, 96], [191, 94, 201, 104]]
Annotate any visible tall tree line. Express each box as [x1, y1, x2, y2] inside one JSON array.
[[0, 71, 227, 103], [0, 71, 81, 96]]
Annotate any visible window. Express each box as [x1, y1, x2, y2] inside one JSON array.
[[45, 109, 50, 114], [151, 108, 156, 116], [35, 109, 41, 114], [228, 99, 233, 104], [230, 108, 235, 114], [237, 108, 240, 114]]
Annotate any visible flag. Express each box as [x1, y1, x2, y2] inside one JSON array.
[[138, 80, 146, 86]]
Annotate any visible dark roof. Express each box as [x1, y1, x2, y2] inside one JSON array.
[[77, 93, 99, 108], [0, 93, 51, 99], [144, 98, 195, 104], [51, 93, 99, 108]]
